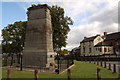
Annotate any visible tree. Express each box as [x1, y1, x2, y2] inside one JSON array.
[[56, 49, 69, 56], [50, 5, 73, 50], [2, 21, 27, 65], [2, 21, 27, 53]]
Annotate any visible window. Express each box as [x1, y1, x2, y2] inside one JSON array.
[[104, 48, 107, 52], [99, 48, 102, 52], [89, 48, 91, 53], [96, 48, 97, 51], [50, 63, 53, 66], [83, 47, 85, 53], [108, 48, 111, 52], [83, 42, 85, 45], [50, 55, 52, 58], [111, 42, 113, 45]]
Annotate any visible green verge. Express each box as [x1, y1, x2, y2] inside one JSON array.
[[2, 61, 119, 78]]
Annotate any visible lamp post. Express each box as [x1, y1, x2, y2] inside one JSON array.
[[55, 53, 60, 74], [20, 52, 23, 71], [57, 52, 60, 73], [67, 54, 70, 68], [54, 48, 59, 74], [55, 48, 60, 74]]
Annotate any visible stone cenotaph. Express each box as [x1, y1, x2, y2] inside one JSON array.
[[23, 4, 55, 69]]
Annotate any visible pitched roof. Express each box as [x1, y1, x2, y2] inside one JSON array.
[[105, 32, 120, 41], [80, 36, 97, 43], [95, 42, 112, 47], [80, 32, 120, 43]]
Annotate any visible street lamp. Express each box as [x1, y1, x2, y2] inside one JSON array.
[[20, 52, 23, 71], [54, 52, 60, 74], [54, 48, 59, 74], [57, 52, 59, 73], [67, 54, 70, 68]]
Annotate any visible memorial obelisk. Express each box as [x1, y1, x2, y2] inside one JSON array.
[[23, 4, 55, 68]]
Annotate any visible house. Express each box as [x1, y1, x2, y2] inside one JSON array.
[[80, 32, 120, 56], [80, 34, 104, 56], [71, 47, 80, 54], [103, 32, 120, 55], [71, 47, 80, 56], [71, 47, 81, 59]]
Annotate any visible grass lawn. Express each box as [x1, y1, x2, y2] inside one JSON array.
[[2, 61, 119, 79]]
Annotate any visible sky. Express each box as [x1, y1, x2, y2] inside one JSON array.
[[0, 0, 119, 50]]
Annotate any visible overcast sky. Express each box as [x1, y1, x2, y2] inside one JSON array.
[[0, 0, 119, 50]]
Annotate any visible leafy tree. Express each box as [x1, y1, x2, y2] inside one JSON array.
[[56, 49, 69, 56], [50, 5, 73, 50], [2, 21, 27, 65], [2, 21, 27, 53]]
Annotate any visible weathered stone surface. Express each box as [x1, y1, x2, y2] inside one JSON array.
[[23, 4, 55, 68]]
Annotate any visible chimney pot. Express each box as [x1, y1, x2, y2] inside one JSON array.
[[96, 34, 100, 36], [84, 37, 87, 39], [104, 32, 107, 36]]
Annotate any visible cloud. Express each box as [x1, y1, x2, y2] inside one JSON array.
[[47, 0, 119, 27], [16, 1, 117, 26], [64, 22, 118, 50], [0, 0, 109, 2], [47, 1, 108, 24], [89, 5, 118, 26], [16, 1, 110, 25]]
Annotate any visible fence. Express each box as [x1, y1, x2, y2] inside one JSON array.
[[55, 54, 74, 73], [78, 56, 120, 61], [4, 67, 120, 80], [84, 60, 120, 73], [2, 54, 21, 67], [78, 55, 120, 73]]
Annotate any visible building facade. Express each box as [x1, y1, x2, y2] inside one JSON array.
[[80, 32, 120, 56]]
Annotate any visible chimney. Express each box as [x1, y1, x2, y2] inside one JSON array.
[[96, 34, 100, 36], [84, 36, 87, 39], [104, 32, 107, 36]]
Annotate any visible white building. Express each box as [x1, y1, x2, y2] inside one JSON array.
[[80, 32, 118, 56]]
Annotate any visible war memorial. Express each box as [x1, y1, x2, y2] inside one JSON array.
[[23, 4, 55, 69]]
